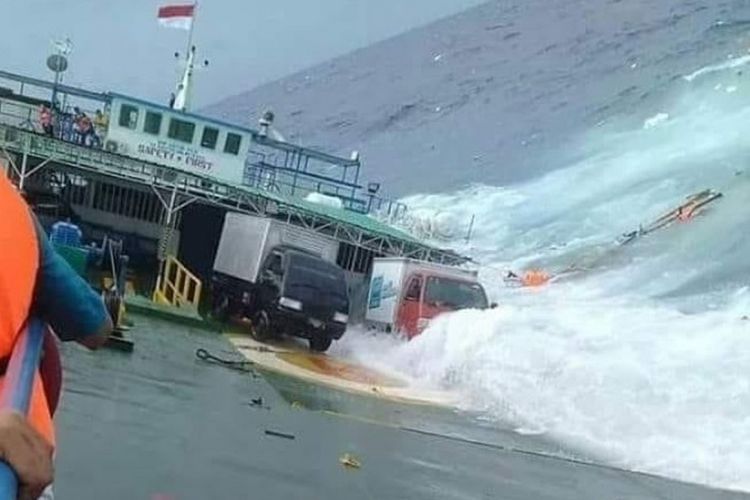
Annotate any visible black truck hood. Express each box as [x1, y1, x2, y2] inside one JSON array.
[[282, 264, 349, 317]]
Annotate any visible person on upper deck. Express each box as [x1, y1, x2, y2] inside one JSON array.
[[38, 105, 53, 137]]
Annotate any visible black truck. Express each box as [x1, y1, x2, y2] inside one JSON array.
[[211, 213, 349, 352]]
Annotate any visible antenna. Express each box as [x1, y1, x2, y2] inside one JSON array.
[[171, 45, 209, 111], [47, 37, 72, 108], [51, 37, 73, 56]]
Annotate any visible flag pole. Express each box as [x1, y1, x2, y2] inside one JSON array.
[[163, 2, 200, 111], [185, 2, 197, 57]]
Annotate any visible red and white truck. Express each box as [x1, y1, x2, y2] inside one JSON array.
[[365, 257, 491, 338]]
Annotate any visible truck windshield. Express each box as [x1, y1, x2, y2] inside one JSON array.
[[424, 276, 487, 310], [284, 254, 348, 301]]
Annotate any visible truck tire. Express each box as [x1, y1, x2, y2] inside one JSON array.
[[211, 294, 230, 322], [309, 335, 332, 352], [251, 310, 273, 342]]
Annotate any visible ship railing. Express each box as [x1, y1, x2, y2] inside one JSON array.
[[0, 123, 470, 266], [360, 194, 408, 219], [153, 255, 202, 310], [0, 98, 38, 132], [0, 93, 412, 222], [245, 146, 360, 199], [0, 92, 105, 136], [244, 156, 408, 218], [1, 124, 234, 199], [0, 122, 409, 222]]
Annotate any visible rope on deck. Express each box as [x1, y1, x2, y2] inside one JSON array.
[[195, 348, 258, 376]]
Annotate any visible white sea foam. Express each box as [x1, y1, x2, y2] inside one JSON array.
[[341, 59, 750, 492]]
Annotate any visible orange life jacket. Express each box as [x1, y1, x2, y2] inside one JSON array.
[[677, 204, 697, 222], [39, 107, 52, 127], [79, 116, 92, 133], [0, 175, 54, 446], [521, 269, 551, 287]]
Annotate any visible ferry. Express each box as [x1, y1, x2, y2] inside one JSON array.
[[0, 64, 470, 328]]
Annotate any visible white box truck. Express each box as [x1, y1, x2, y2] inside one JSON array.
[[366, 257, 491, 338], [212, 213, 349, 351]]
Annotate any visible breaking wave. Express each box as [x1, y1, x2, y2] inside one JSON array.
[[338, 52, 750, 491]]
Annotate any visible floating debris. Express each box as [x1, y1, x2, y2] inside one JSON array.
[[643, 112, 669, 130], [265, 429, 296, 440], [241, 344, 276, 353], [247, 397, 270, 410], [290, 401, 304, 409], [339, 453, 361, 469]]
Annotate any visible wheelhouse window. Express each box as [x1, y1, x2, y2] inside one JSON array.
[[118, 104, 138, 129], [224, 132, 242, 155], [143, 111, 162, 135], [167, 118, 196, 143], [201, 126, 219, 149]]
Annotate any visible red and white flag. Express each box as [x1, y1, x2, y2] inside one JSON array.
[[157, 4, 195, 30]]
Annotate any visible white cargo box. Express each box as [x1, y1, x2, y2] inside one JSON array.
[[213, 212, 338, 283], [365, 257, 478, 326]]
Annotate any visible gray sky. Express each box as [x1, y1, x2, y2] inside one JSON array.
[[1, 0, 484, 108]]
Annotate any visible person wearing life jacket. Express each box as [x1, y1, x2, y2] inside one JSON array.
[[676, 203, 697, 222], [38, 105, 53, 137], [0, 174, 112, 499], [520, 269, 551, 287], [506, 269, 551, 287], [80, 116, 91, 145]]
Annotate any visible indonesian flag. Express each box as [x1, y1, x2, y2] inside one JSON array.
[[157, 4, 195, 30]]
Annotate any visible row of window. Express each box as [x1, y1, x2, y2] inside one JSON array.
[[89, 182, 165, 223], [64, 178, 166, 224], [118, 103, 243, 155]]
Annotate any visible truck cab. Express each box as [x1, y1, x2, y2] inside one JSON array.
[[397, 272, 488, 338], [365, 257, 490, 339], [254, 247, 350, 351]]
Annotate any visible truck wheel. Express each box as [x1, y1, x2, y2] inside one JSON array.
[[309, 335, 332, 352], [251, 310, 273, 342], [211, 295, 230, 322]]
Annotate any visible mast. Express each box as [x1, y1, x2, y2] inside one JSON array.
[[185, 1, 196, 58], [172, 45, 195, 112], [172, 2, 198, 112]]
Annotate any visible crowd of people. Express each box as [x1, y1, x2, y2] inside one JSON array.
[[38, 104, 109, 148]]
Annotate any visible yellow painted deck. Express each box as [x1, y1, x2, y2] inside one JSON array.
[[226, 334, 457, 407]]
